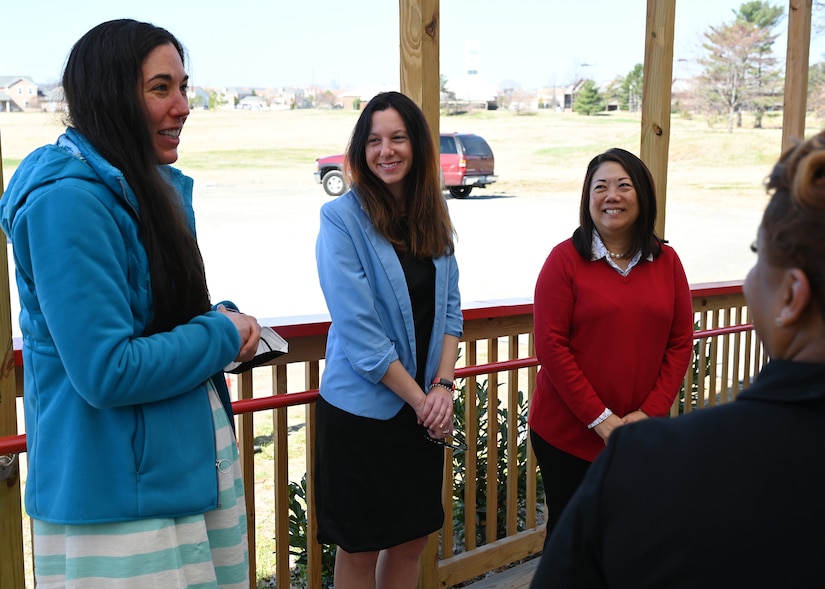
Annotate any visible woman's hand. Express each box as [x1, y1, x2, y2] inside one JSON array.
[[419, 385, 454, 439], [622, 410, 649, 425], [593, 413, 624, 445], [217, 304, 262, 363]]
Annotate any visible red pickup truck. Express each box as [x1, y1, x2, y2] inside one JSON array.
[[314, 132, 497, 198]]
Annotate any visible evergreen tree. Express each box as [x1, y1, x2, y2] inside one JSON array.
[[735, 1, 784, 128], [620, 64, 644, 112], [573, 80, 604, 116], [697, 18, 775, 132]]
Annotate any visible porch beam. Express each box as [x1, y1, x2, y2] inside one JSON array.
[[640, 0, 676, 240], [399, 0, 441, 145], [782, 0, 813, 153]]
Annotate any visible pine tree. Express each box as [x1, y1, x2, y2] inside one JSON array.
[[573, 80, 604, 116], [697, 2, 783, 132], [620, 64, 644, 112]]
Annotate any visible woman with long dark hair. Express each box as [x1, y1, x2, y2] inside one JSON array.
[[315, 91, 463, 588], [0, 19, 260, 587]]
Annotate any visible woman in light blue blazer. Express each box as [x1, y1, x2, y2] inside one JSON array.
[[315, 91, 463, 589]]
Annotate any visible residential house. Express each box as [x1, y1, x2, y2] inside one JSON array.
[[0, 76, 39, 112], [237, 94, 267, 110], [338, 85, 395, 111]]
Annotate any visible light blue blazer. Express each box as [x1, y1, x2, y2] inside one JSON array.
[[316, 190, 463, 419]]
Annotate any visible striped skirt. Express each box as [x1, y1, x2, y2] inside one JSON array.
[[32, 381, 249, 588]]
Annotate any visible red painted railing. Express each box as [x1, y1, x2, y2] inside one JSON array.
[[0, 324, 753, 455], [0, 284, 763, 588]]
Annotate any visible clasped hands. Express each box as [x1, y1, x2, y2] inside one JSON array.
[[594, 410, 649, 444], [417, 385, 453, 439]]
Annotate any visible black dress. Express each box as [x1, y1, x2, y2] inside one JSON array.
[[315, 246, 445, 553]]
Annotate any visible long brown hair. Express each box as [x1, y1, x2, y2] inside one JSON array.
[[63, 19, 210, 334], [762, 132, 825, 313], [346, 91, 455, 258]]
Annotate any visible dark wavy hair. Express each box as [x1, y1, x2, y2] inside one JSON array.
[[62, 19, 209, 334], [571, 147, 663, 261], [761, 132, 825, 313], [346, 91, 454, 258]]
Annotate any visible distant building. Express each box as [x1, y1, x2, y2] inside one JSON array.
[[0, 76, 39, 112], [261, 87, 305, 110], [237, 94, 267, 110], [43, 87, 66, 113], [444, 41, 497, 109], [338, 85, 396, 111]]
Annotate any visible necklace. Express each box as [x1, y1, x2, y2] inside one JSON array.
[[605, 249, 627, 260]]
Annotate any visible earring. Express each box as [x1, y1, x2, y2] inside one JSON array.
[[775, 317, 783, 327]]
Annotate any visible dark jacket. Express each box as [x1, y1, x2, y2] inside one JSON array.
[[531, 359, 825, 588]]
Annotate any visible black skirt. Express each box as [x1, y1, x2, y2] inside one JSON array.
[[314, 395, 445, 553]]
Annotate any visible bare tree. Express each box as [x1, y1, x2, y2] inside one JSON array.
[[735, 1, 784, 127], [697, 18, 777, 132], [815, 1, 825, 34], [809, 61, 825, 118]]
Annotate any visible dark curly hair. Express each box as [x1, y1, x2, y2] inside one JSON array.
[[761, 132, 825, 313]]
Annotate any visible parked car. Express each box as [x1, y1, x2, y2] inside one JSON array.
[[313, 132, 497, 198], [438, 133, 497, 198]]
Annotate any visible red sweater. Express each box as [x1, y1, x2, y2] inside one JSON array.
[[528, 238, 694, 462]]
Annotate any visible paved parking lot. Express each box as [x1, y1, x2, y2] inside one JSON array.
[[3, 166, 764, 334], [192, 179, 763, 325]]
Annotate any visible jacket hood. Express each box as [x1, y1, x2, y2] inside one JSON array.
[[0, 129, 130, 234], [0, 128, 192, 236]]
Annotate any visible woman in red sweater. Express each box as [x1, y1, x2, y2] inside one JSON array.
[[529, 148, 694, 539]]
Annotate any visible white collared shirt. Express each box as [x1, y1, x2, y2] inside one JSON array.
[[591, 231, 652, 276]]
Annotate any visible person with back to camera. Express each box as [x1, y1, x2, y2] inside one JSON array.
[[314, 91, 463, 589], [529, 132, 825, 588], [528, 147, 694, 540], [0, 19, 261, 588]]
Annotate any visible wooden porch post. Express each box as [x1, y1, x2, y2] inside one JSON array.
[[640, 0, 675, 240], [781, 0, 812, 153], [398, 3, 442, 585], [399, 0, 441, 145], [0, 132, 25, 588]]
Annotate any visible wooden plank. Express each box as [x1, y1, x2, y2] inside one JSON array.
[[640, 0, 675, 240], [399, 0, 441, 143], [461, 557, 540, 589], [236, 370, 257, 588], [781, 0, 812, 152], [304, 362, 322, 588], [0, 129, 25, 589], [272, 365, 290, 589], [438, 528, 544, 587], [506, 337, 519, 537]]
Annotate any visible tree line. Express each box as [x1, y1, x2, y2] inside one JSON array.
[[573, 1, 825, 132]]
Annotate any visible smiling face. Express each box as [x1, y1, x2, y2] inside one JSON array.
[[141, 43, 190, 164], [365, 107, 413, 200], [588, 161, 640, 244]]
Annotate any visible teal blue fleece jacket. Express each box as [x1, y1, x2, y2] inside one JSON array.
[[0, 129, 241, 524], [315, 190, 463, 419]]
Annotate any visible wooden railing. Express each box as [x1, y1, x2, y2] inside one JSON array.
[[0, 283, 764, 588]]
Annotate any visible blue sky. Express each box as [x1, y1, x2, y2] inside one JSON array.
[[2, 0, 822, 90]]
